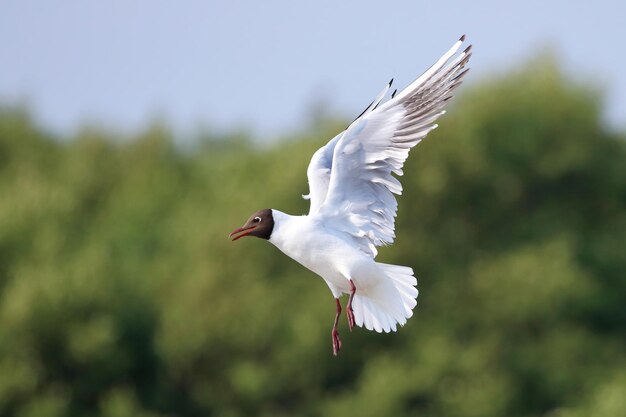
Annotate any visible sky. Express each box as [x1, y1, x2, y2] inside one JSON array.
[[1, 0, 625, 140]]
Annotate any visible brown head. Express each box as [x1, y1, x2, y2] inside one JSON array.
[[229, 209, 275, 241]]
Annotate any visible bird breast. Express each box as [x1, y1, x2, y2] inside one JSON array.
[[269, 213, 367, 291]]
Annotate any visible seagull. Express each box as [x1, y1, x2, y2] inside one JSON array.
[[230, 35, 472, 355]]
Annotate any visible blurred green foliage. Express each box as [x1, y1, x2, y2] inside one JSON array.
[[0, 59, 625, 417]]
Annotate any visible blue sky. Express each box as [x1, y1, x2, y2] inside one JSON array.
[[1, 1, 624, 139]]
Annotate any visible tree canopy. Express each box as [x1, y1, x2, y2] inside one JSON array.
[[0, 58, 625, 417]]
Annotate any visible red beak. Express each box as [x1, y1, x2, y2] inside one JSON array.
[[229, 225, 256, 241]]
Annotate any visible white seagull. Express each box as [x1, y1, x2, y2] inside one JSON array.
[[230, 35, 472, 355]]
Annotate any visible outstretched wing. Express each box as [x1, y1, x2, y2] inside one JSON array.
[[304, 81, 393, 213], [318, 35, 472, 257], [303, 132, 341, 213]]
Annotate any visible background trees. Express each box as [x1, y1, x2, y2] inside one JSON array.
[[0, 60, 624, 417]]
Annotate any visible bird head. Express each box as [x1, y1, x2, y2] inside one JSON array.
[[229, 209, 275, 241]]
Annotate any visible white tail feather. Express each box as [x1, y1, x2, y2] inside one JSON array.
[[352, 262, 418, 333]]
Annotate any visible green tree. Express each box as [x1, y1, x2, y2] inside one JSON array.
[[0, 57, 624, 417]]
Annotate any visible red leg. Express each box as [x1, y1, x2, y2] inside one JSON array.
[[332, 298, 342, 356], [347, 280, 356, 331]]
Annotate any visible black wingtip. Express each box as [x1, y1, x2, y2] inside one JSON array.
[[460, 34, 466, 42], [389, 78, 394, 87], [391, 89, 397, 99], [463, 44, 473, 54]]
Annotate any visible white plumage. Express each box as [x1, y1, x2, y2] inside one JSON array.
[[231, 35, 472, 354]]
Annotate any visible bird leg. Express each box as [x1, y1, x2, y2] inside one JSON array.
[[347, 280, 356, 331], [332, 298, 342, 356]]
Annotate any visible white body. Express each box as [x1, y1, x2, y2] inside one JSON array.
[[270, 211, 374, 295], [270, 210, 417, 333]]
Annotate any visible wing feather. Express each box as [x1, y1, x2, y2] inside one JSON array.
[[303, 133, 341, 212], [304, 80, 393, 213], [316, 36, 472, 257]]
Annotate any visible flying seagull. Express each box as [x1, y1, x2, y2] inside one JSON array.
[[230, 35, 472, 355]]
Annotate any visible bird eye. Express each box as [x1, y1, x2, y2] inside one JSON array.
[[254, 217, 262, 223]]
